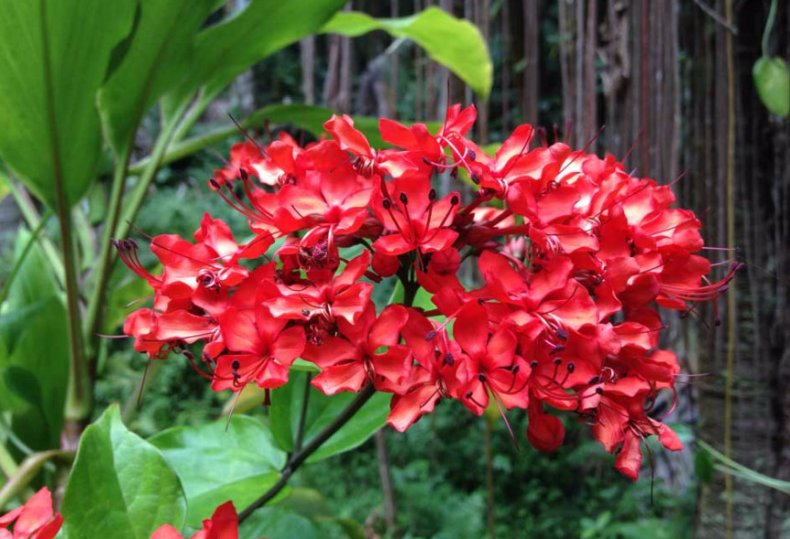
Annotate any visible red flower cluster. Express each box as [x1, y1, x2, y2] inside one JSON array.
[[119, 105, 737, 479]]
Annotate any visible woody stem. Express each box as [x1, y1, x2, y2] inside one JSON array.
[[238, 384, 376, 521]]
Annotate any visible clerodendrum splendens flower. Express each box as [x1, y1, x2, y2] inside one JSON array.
[[118, 104, 738, 481]]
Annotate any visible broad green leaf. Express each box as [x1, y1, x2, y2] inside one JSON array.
[[270, 372, 390, 462], [98, 0, 217, 153], [240, 507, 321, 539], [0, 232, 68, 449], [149, 415, 287, 526], [753, 56, 790, 117], [0, 0, 136, 207], [322, 7, 493, 99], [164, 0, 347, 121], [62, 405, 186, 539]]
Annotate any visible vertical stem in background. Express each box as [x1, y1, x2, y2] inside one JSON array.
[[557, 0, 573, 141], [501, 0, 510, 132], [414, 0, 424, 119], [390, 0, 400, 119], [375, 430, 397, 533], [722, 0, 736, 536], [83, 145, 132, 356], [522, 0, 539, 125], [476, 0, 491, 143], [300, 36, 316, 105], [484, 415, 495, 538], [338, 3, 353, 114], [583, 0, 597, 149], [639, 0, 650, 175], [38, 0, 89, 432]]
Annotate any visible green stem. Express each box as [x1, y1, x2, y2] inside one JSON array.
[[114, 102, 194, 242], [761, 0, 777, 57], [238, 384, 376, 522], [39, 0, 88, 423], [0, 450, 74, 508], [293, 373, 313, 453], [5, 180, 65, 287], [0, 442, 19, 480], [0, 211, 51, 306], [83, 145, 132, 352]]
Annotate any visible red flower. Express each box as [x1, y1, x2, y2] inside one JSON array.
[[150, 501, 239, 539], [0, 488, 63, 539], [372, 176, 460, 257], [305, 303, 411, 394], [212, 307, 305, 391]]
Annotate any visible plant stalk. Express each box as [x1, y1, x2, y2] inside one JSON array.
[[83, 145, 132, 354], [238, 384, 376, 522], [39, 0, 89, 426]]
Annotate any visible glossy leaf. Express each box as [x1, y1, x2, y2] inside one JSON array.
[[98, 0, 217, 153], [753, 56, 790, 117], [62, 405, 187, 539], [322, 7, 492, 99], [270, 372, 390, 462], [149, 415, 287, 527], [164, 0, 347, 121], [0, 0, 135, 206]]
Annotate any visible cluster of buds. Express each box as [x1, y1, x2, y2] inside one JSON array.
[[118, 105, 737, 479]]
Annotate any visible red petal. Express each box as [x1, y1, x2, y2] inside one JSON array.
[[454, 303, 489, 359], [150, 524, 184, 539], [527, 401, 565, 452], [615, 430, 642, 480]]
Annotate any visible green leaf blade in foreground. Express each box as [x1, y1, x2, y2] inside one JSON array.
[[98, 0, 217, 154], [150, 415, 287, 527], [0, 0, 135, 206], [322, 7, 493, 100], [62, 405, 187, 539], [271, 372, 390, 462]]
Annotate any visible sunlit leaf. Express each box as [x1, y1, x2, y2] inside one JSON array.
[[322, 7, 492, 99], [149, 415, 287, 527], [62, 405, 187, 539]]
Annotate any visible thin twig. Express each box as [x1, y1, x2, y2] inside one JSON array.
[[238, 384, 376, 522], [692, 0, 738, 35]]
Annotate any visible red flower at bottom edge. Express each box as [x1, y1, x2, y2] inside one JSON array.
[[0, 487, 63, 539], [150, 501, 241, 539]]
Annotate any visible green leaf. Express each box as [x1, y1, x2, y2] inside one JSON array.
[[322, 7, 492, 99], [0, 232, 68, 449], [0, 0, 136, 206], [62, 405, 187, 539], [753, 56, 790, 117], [164, 0, 347, 121], [270, 372, 390, 462], [149, 415, 287, 527], [240, 507, 321, 539], [698, 440, 790, 494], [98, 0, 217, 153]]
